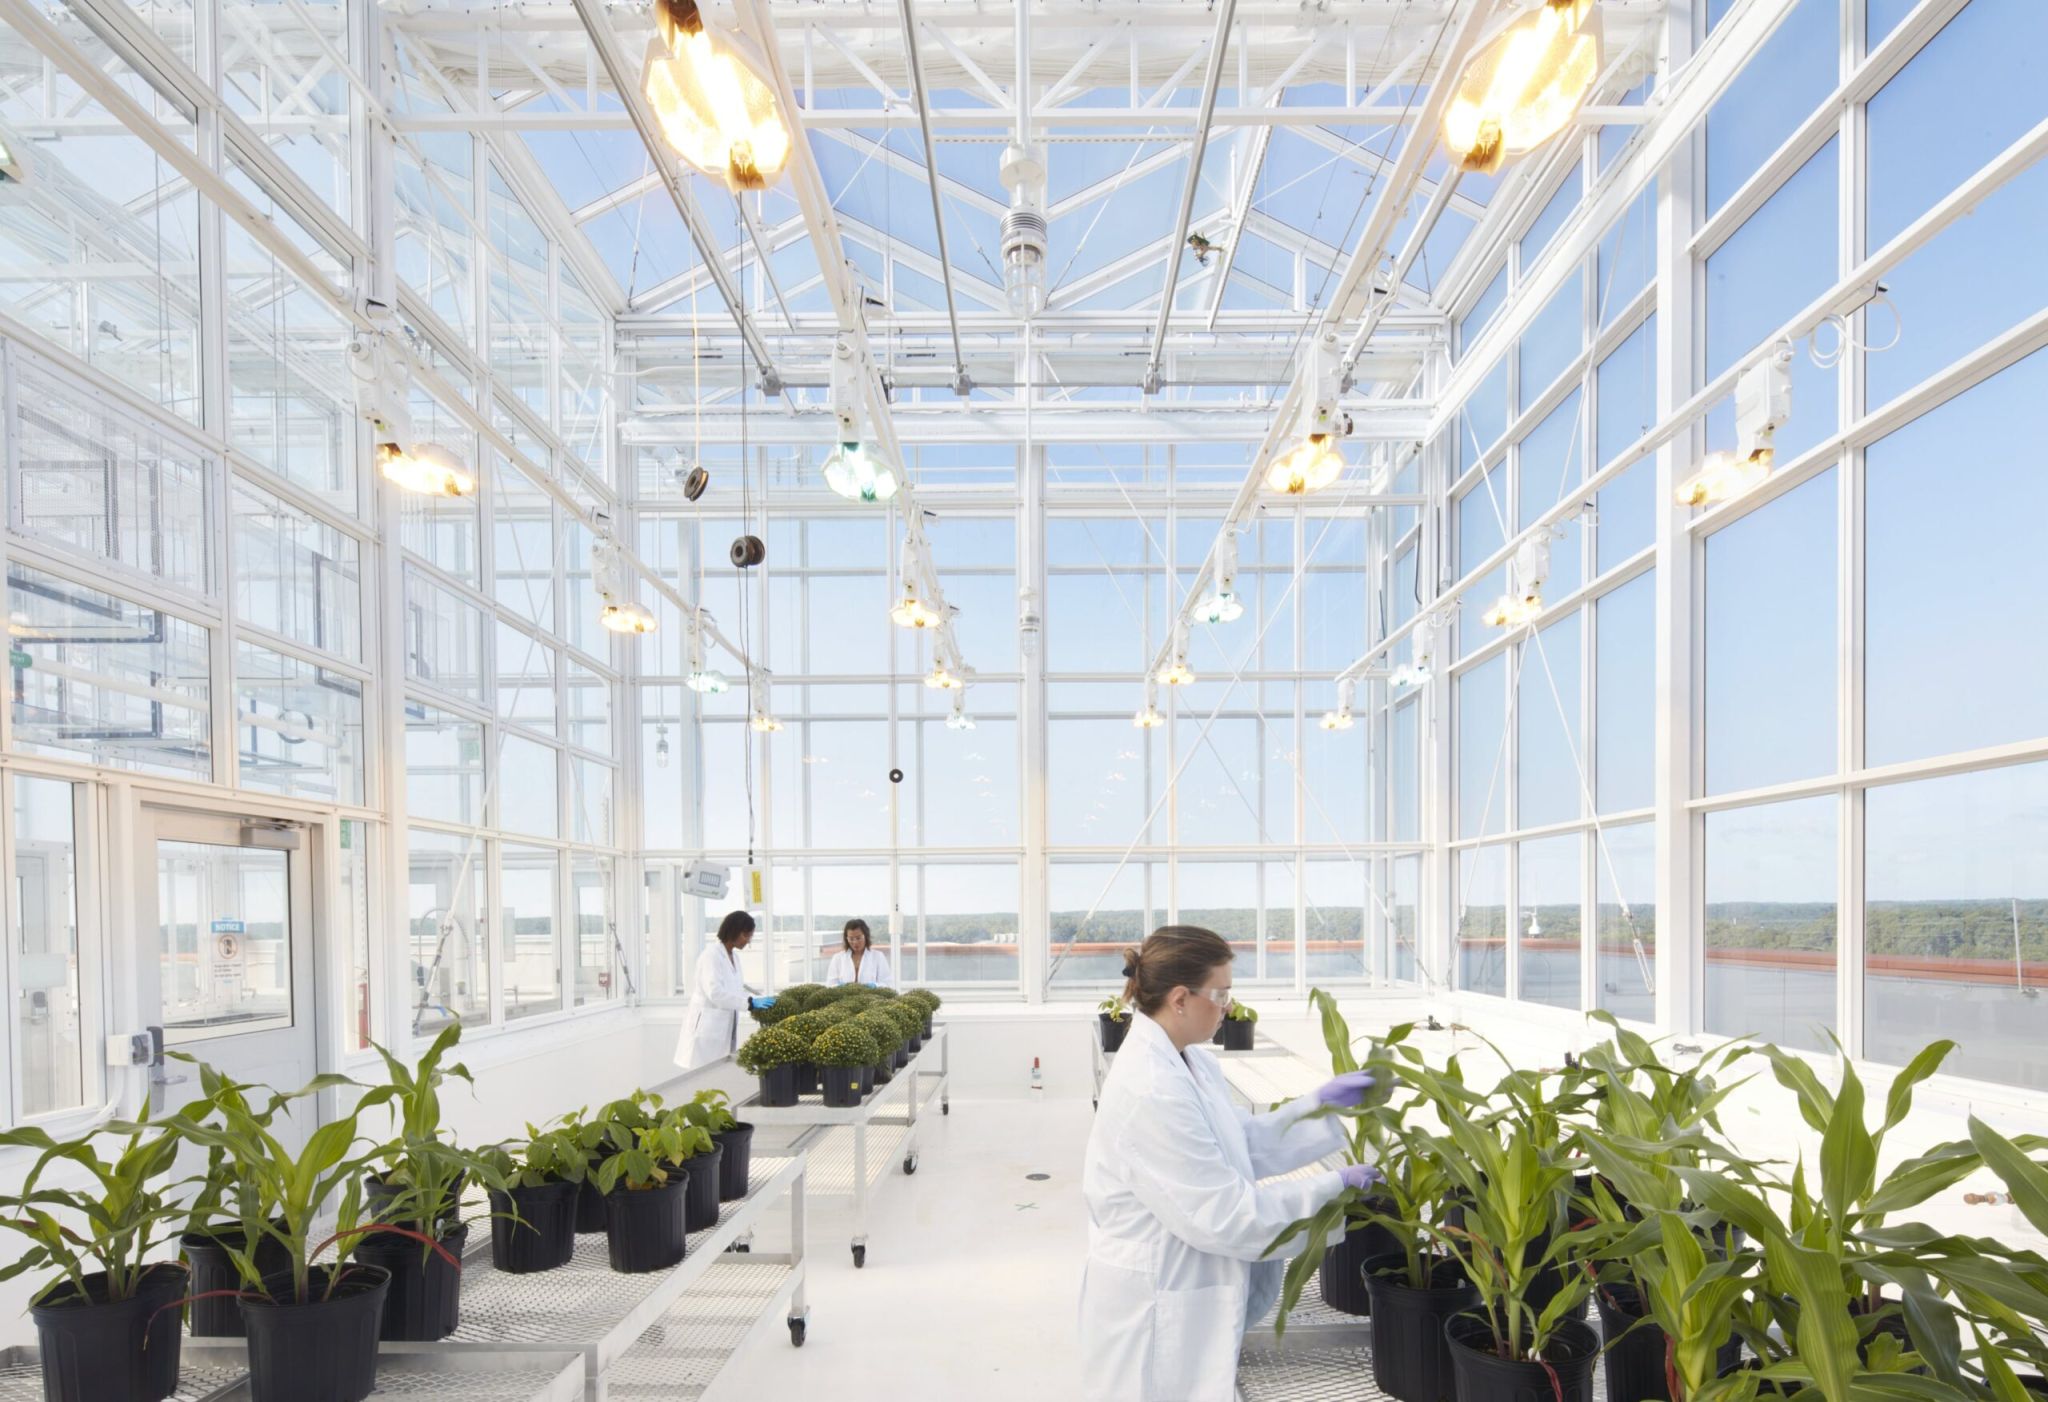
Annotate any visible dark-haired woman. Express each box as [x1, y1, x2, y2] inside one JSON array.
[[675, 909, 767, 1071], [824, 918, 894, 988], [1077, 926, 1381, 1400]]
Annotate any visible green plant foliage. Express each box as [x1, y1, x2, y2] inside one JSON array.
[[593, 1110, 714, 1195], [676, 1089, 738, 1137], [776, 1010, 836, 1045], [853, 1009, 905, 1054], [778, 983, 826, 1012], [0, 1107, 191, 1306], [1097, 997, 1127, 1022], [883, 1002, 923, 1040], [586, 1089, 666, 1157], [736, 1024, 811, 1074], [1226, 1001, 1258, 1023], [369, 1024, 503, 1240], [812, 1022, 882, 1069]]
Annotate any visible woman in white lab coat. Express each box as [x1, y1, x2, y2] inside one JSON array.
[[823, 918, 894, 988], [675, 910, 766, 1071], [1078, 926, 1380, 1402]]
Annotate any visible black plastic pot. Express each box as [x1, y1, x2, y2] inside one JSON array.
[[792, 1062, 820, 1096], [755, 1064, 799, 1107], [683, 1141, 726, 1233], [893, 1046, 910, 1070], [1220, 1019, 1256, 1051], [181, 1224, 291, 1338], [2015, 1375, 2046, 1397], [874, 1059, 894, 1086], [713, 1122, 754, 1201], [1099, 1014, 1130, 1053], [576, 1160, 612, 1233], [922, 1014, 935, 1038], [1362, 1254, 1480, 1402], [859, 1063, 876, 1096], [1445, 1312, 1600, 1402], [241, 1263, 391, 1402], [1596, 1283, 1742, 1402], [604, 1176, 688, 1273], [821, 1065, 863, 1107], [1318, 1215, 1403, 1316], [353, 1222, 466, 1342], [487, 1178, 579, 1274], [29, 1264, 187, 1402]]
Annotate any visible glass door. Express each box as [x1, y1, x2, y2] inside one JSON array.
[[141, 807, 318, 1151]]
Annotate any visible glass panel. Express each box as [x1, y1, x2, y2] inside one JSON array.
[[408, 829, 489, 1030], [1865, 764, 2048, 1091], [157, 841, 291, 1040], [809, 866, 892, 983], [500, 735, 559, 838], [1177, 861, 1260, 978], [571, 855, 617, 1006], [920, 864, 1019, 986], [497, 625, 557, 736], [405, 703, 485, 826], [803, 721, 891, 848], [1704, 469, 1837, 794], [1518, 390, 1584, 598], [1050, 718, 1158, 845], [1392, 855, 1421, 985], [566, 663, 612, 754], [920, 718, 1019, 846], [1519, 833, 1582, 1009], [1866, 351, 2048, 765], [232, 641, 366, 805], [571, 756, 614, 847], [1517, 270, 1583, 411], [1456, 844, 1508, 996], [1595, 572, 1655, 814], [1594, 822, 1656, 1022], [1704, 0, 1836, 213], [1049, 861, 1158, 987], [502, 845, 562, 1020], [14, 365, 211, 591], [493, 457, 556, 632], [1704, 795, 1838, 1052], [232, 480, 363, 659], [13, 776, 85, 1117], [1392, 699, 1420, 843], [1177, 717, 1269, 846], [1302, 860, 1365, 981], [1517, 613, 1582, 829], [8, 562, 212, 780], [404, 568, 485, 701], [1458, 654, 1508, 839]]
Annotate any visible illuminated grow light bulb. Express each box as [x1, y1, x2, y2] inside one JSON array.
[[1156, 657, 1196, 687], [602, 600, 657, 635], [644, 0, 791, 190], [1320, 678, 1357, 730], [378, 441, 475, 498], [1676, 449, 1774, 509], [1133, 702, 1165, 729], [1264, 433, 1345, 496], [686, 668, 730, 694], [1443, 0, 1600, 175], [822, 442, 899, 503], [924, 663, 961, 691]]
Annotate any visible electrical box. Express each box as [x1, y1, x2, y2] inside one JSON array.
[[680, 861, 730, 900]]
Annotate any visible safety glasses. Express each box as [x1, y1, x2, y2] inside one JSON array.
[[1192, 986, 1235, 1010]]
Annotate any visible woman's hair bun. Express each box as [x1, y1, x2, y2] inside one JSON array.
[[1120, 945, 1142, 980]]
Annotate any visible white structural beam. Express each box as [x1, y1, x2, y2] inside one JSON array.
[[895, 0, 969, 389], [624, 400, 1435, 445], [1144, 0, 1238, 391]]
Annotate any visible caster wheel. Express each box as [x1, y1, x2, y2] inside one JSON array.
[[1092, 1099, 1099, 1111], [852, 1244, 867, 1268], [903, 1155, 919, 1175], [942, 1102, 951, 1116], [789, 1318, 807, 1347], [735, 1242, 751, 1253]]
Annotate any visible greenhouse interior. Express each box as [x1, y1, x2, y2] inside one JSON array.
[[0, 0, 2040, 1397]]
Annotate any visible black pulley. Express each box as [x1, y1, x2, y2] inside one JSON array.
[[730, 534, 766, 568], [682, 467, 710, 501]]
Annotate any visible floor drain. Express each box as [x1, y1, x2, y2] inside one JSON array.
[[1026, 1172, 1052, 1181]]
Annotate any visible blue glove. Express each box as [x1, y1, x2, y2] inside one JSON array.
[[1315, 1071, 1376, 1108], [750, 995, 777, 1010], [1338, 1163, 1384, 1193]]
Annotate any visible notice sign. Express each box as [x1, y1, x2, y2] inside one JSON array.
[[212, 921, 247, 990]]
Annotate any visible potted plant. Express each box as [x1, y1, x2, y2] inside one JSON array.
[[903, 988, 940, 1038], [1430, 1063, 1605, 1402], [169, 1062, 424, 1402], [737, 1025, 810, 1107], [357, 1025, 501, 1342], [678, 1089, 756, 1201], [857, 1010, 905, 1084], [813, 1022, 882, 1108], [573, 1091, 666, 1231], [1096, 996, 1131, 1053], [0, 1110, 192, 1402], [477, 1120, 590, 1274], [177, 1070, 292, 1339], [884, 1002, 923, 1064], [592, 1116, 709, 1273], [1221, 1000, 1258, 1051]]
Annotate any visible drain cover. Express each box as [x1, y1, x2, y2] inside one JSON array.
[[1026, 1172, 1052, 1181]]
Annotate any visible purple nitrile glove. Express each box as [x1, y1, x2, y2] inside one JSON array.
[[1338, 1163, 1384, 1193], [1315, 1071, 1376, 1108]]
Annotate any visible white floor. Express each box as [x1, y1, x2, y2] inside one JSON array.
[[707, 1095, 1093, 1401]]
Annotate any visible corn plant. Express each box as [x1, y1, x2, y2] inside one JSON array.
[[0, 1108, 190, 1306]]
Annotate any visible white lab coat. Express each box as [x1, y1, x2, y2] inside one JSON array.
[[1078, 1011, 1346, 1402], [674, 944, 754, 1071], [824, 948, 895, 988]]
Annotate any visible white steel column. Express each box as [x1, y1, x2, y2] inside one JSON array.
[[1019, 332, 1050, 1002], [1653, 0, 1700, 1037]]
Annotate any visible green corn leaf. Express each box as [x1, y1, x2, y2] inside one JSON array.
[[1765, 1049, 1838, 1135], [1779, 1239, 1861, 1402], [1967, 1117, 2048, 1241], [1878, 1042, 1955, 1142], [1974, 1328, 2034, 1402], [1819, 1062, 1877, 1235]]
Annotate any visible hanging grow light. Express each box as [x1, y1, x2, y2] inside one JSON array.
[[644, 0, 791, 191], [1442, 0, 1600, 175]]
